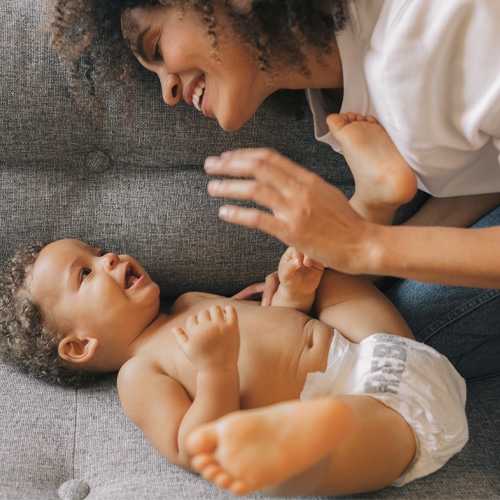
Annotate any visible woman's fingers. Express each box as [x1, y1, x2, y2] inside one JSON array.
[[205, 148, 319, 195], [205, 148, 327, 237], [217, 204, 290, 243], [204, 146, 370, 275], [208, 179, 285, 212]]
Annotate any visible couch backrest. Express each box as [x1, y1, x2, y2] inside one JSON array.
[[0, 0, 354, 297]]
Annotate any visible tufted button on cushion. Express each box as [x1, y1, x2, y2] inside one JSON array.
[[58, 479, 90, 500], [84, 150, 111, 173]]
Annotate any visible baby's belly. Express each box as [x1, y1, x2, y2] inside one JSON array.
[[238, 319, 334, 409]]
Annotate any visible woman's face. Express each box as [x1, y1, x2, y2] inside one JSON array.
[[122, 4, 276, 131]]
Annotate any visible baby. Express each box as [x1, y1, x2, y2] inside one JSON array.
[[0, 115, 467, 497]]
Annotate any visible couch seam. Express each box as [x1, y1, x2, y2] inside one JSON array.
[[71, 388, 79, 480]]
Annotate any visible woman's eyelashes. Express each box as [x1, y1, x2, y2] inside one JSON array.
[[153, 39, 162, 61]]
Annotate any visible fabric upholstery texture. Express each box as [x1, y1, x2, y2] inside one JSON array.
[[0, 0, 498, 498]]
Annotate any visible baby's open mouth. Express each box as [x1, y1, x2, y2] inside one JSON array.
[[192, 77, 206, 112], [125, 265, 140, 289]]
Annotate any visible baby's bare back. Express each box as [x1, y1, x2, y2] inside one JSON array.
[[171, 293, 334, 409]]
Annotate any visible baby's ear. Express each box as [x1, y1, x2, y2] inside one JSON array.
[[58, 336, 98, 364]]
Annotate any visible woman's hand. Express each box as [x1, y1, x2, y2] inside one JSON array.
[[205, 148, 377, 276], [206, 149, 500, 289]]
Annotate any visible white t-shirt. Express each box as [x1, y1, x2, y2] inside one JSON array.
[[307, 0, 500, 196]]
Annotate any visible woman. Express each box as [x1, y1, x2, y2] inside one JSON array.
[[49, 0, 500, 380]]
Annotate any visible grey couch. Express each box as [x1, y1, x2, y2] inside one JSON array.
[[1, 1, 499, 499]]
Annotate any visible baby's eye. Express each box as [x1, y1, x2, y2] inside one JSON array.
[[80, 268, 92, 282]]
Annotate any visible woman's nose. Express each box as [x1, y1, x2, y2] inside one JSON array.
[[159, 72, 182, 106]]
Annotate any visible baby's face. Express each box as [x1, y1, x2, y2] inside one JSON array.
[[29, 239, 161, 344]]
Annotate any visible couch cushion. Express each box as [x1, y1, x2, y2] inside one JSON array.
[[0, 364, 498, 499]]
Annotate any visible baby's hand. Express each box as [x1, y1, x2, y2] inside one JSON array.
[[172, 305, 240, 373], [278, 247, 324, 297]]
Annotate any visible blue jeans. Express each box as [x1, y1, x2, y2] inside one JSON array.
[[383, 205, 500, 381]]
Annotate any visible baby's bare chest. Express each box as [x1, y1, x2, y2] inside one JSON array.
[[156, 298, 334, 408]]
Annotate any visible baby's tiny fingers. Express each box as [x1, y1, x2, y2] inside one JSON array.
[[196, 309, 212, 323], [172, 327, 188, 343], [223, 305, 238, 325], [209, 305, 225, 321]]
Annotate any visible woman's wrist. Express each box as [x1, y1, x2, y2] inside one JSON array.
[[342, 220, 389, 278]]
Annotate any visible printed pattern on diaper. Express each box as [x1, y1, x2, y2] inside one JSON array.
[[364, 336, 408, 395]]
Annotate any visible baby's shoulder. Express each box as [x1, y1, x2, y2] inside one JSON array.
[[118, 355, 158, 390], [117, 355, 175, 422], [170, 291, 224, 312]]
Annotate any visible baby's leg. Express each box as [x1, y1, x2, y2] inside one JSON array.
[[327, 113, 417, 225], [187, 398, 352, 496]]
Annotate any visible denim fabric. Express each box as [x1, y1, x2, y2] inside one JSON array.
[[385, 206, 500, 381]]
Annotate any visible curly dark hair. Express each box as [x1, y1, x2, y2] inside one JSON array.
[[49, 0, 346, 108], [0, 243, 103, 387]]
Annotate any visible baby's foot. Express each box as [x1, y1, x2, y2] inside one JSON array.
[[274, 247, 324, 311], [187, 398, 352, 495], [327, 113, 417, 224], [279, 248, 324, 289]]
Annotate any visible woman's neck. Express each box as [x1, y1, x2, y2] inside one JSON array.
[[281, 37, 343, 92]]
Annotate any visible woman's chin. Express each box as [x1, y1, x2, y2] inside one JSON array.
[[211, 105, 256, 132], [216, 114, 251, 132]]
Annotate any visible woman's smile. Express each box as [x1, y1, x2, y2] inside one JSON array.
[[122, 5, 275, 131]]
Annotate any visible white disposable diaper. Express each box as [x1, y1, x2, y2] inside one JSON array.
[[300, 331, 468, 486]]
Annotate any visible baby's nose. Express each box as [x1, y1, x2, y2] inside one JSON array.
[[103, 252, 119, 269]]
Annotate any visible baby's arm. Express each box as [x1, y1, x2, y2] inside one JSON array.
[[118, 305, 240, 469], [314, 270, 414, 343], [271, 247, 324, 312]]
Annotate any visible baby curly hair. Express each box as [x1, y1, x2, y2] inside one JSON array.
[[49, 0, 346, 108], [0, 243, 103, 387]]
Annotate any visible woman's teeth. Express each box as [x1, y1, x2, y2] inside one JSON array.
[[192, 79, 206, 112]]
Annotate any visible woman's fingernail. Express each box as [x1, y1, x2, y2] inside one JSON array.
[[207, 180, 223, 196], [204, 156, 218, 169], [219, 205, 230, 218]]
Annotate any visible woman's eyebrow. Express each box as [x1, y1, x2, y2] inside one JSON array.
[[135, 27, 152, 62]]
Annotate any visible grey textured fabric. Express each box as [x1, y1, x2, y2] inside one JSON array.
[[0, 364, 498, 499], [0, 0, 498, 499]]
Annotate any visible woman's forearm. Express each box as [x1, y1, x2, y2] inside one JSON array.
[[404, 193, 500, 228], [364, 223, 500, 288], [355, 193, 500, 287]]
